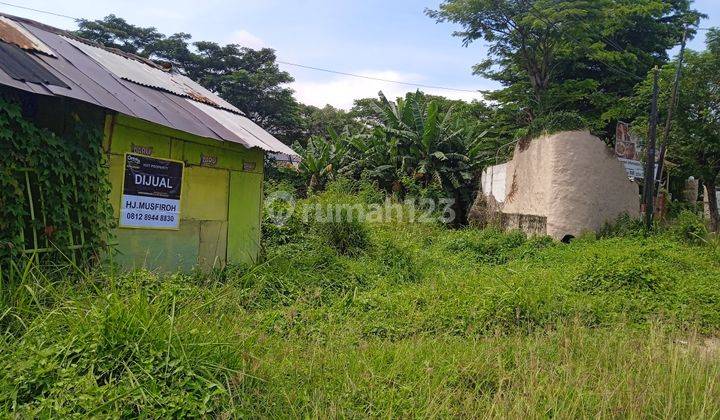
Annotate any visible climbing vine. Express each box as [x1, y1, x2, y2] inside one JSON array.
[[0, 95, 114, 265]]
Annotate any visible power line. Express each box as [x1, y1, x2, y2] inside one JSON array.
[[0, 1, 482, 95], [276, 61, 480, 93], [0, 1, 77, 20]]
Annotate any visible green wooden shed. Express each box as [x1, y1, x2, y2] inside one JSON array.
[[0, 13, 297, 271]]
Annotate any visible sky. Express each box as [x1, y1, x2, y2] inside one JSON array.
[[2, 0, 718, 109]]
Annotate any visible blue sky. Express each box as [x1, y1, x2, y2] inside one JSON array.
[[3, 0, 718, 108]]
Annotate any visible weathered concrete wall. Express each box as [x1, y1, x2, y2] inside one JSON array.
[[501, 213, 547, 236], [501, 138, 554, 218], [498, 131, 639, 240]]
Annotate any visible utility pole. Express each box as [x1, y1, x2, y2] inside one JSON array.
[[654, 27, 689, 204], [644, 67, 660, 230]]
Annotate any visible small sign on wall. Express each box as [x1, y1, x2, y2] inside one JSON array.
[[120, 153, 184, 230], [618, 158, 659, 180], [131, 144, 154, 156], [200, 154, 218, 167]]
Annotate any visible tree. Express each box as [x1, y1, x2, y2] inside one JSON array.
[[75, 16, 301, 143], [294, 128, 352, 193], [672, 30, 720, 231], [427, 0, 700, 140], [75, 14, 163, 55], [295, 104, 360, 146], [626, 29, 720, 230]]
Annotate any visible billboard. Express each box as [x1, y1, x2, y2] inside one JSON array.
[[615, 122, 646, 179], [615, 121, 641, 161]]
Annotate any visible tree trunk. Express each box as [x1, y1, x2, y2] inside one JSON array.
[[706, 180, 719, 232], [309, 174, 318, 194]]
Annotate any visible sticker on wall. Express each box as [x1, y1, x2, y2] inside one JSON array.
[[200, 154, 218, 167], [120, 153, 184, 230], [131, 144, 154, 156]]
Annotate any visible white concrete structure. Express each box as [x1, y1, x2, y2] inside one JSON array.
[[480, 131, 640, 240]]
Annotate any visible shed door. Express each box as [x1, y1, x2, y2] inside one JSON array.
[[227, 171, 263, 265]]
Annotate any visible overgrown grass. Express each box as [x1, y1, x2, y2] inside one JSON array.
[[1, 189, 719, 417]]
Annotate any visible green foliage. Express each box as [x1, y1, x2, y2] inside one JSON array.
[[364, 91, 475, 193], [670, 210, 708, 245], [294, 128, 352, 192], [295, 103, 362, 145], [2, 207, 720, 415], [624, 30, 720, 229], [261, 181, 305, 247], [428, 0, 699, 140], [309, 191, 370, 256], [523, 111, 588, 139], [444, 228, 555, 265], [573, 257, 663, 294], [666, 199, 701, 220], [0, 96, 114, 265], [0, 271, 256, 417], [292, 91, 495, 224], [597, 213, 646, 238]]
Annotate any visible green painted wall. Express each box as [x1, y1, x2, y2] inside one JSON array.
[[104, 114, 264, 271]]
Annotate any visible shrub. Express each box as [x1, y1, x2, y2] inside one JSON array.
[[573, 258, 663, 294], [313, 207, 370, 256], [307, 187, 371, 256], [671, 210, 708, 245], [666, 199, 702, 219], [597, 213, 645, 238], [522, 111, 588, 139], [444, 228, 553, 265]]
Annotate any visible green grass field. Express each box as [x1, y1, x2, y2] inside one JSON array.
[[1, 189, 719, 417]]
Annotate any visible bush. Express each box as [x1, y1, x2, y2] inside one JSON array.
[[313, 208, 370, 256], [597, 213, 645, 238], [444, 228, 554, 265], [666, 200, 702, 219], [670, 210, 708, 245], [308, 189, 370, 256], [523, 111, 588, 139]]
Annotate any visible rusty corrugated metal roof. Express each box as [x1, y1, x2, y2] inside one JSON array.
[[0, 16, 55, 57], [0, 13, 297, 156]]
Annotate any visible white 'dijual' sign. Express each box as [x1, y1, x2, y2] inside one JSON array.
[[120, 153, 184, 230]]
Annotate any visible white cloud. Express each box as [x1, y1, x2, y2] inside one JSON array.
[[226, 29, 266, 49], [288, 70, 485, 110]]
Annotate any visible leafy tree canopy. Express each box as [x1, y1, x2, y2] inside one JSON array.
[[427, 0, 702, 140]]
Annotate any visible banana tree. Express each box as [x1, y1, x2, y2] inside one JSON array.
[[295, 127, 352, 193], [363, 91, 476, 193]]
